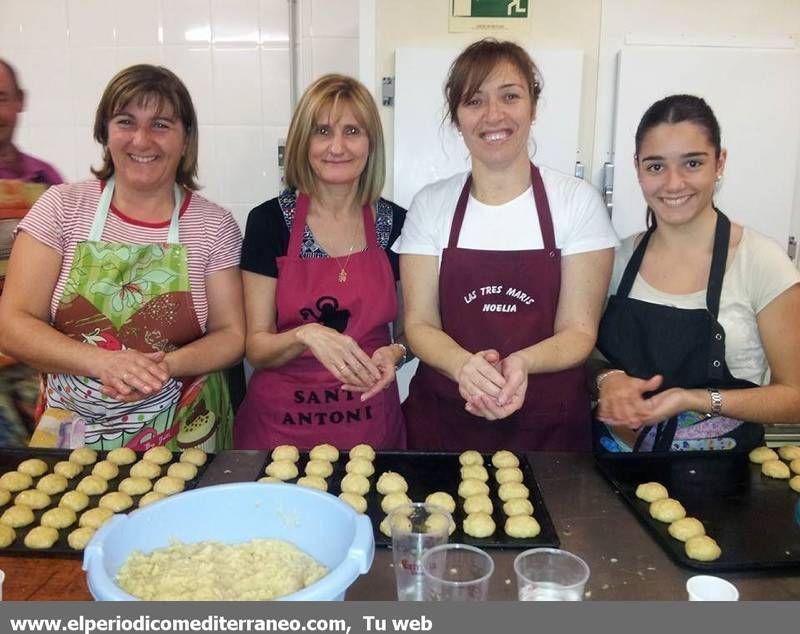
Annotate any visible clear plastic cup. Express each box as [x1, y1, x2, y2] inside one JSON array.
[[389, 502, 453, 601], [514, 548, 589, 601], [420, 543, 495, 601], [686, 575, 739, 601]]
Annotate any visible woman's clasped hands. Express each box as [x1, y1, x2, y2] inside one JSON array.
[[457, 349, 528, 420], [97, 349, 171, 402]]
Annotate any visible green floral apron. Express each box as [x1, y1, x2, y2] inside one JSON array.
[[30, 177, 232, 451]]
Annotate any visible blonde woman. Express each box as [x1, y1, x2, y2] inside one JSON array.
[[235, 74, 407, 450]]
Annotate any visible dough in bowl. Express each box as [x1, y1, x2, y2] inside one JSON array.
[[649, 498, 686, 523]]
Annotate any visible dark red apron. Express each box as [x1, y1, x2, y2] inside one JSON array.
[[403, 164, 591, 452], [234, 194, 406, 450]]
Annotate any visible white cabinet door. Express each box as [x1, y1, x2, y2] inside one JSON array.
[[609, 45, 800, 246]]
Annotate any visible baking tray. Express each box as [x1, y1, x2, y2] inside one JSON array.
[[0, 447, 213, 558], [595, 451, 800, 571], [256, 450, 559, 550]]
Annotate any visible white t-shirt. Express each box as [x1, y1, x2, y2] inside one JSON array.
[[610, 227, 800, 385], [392, 166, 619, 260]]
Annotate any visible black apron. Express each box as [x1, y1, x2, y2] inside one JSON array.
[[594, 209, 763, 452]]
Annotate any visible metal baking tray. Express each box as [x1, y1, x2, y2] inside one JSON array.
[[0, 447, 213, 558], [256, 450, 559, 550], [596, 452, 800, 571]]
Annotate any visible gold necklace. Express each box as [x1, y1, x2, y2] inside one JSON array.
[[334, 244, 355, 283]]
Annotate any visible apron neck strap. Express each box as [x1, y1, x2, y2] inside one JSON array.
[[90, 176, 183, 243], [447, 163, 556, 250], [290, 192, 377, 255], [615, 207, 730, 319]]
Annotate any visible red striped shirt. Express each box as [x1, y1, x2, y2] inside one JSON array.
[[16, 180, 242, 330]]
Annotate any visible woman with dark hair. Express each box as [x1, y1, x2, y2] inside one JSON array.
[[395, 39, 618, 451], [594, 94, 800, 452], [0, 65, 245, 450], [234, 74, 407, 450]]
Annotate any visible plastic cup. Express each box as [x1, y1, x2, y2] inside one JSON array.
[[514, 548, 589, 601], [389, 502, 452, 601], [420, 543, 495, 601], [686, 575, 739, 601], [0, 569, 5, 601]]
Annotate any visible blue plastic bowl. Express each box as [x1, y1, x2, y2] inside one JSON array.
[[83, 482, 374, 601]]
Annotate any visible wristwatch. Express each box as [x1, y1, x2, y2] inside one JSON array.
[[394, 342, 408, 369], [707, 388, 722, 417]]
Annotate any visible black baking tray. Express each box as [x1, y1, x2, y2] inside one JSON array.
[[0, 447, 213, 558], [595, 451, 800, 571], [256, 450, 559, 549]]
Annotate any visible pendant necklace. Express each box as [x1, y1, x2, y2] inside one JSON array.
[[335, 245, 355, 283]]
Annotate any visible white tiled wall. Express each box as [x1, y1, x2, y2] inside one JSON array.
[[0, 0, 360, 229]]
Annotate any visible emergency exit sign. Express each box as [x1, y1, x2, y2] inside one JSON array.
[[449, 0, 531, 32], [453, 0, 529, 18]]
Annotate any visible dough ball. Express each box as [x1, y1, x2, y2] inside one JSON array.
[[309, 443, 339, 463], [40, 506, 77, 529], [463, 512, 495, 538], [0, 471, 33, 492], [778, 445, 800, 461], [458, 479, 490, 499], [668, 517, 706, 542], [505, 515, 541, 538], [503, 498, 534, 517], [762, 459, 791, 479], [59, 490, 90, 513], [0, 523, 15, 548], [36, 473, 68, 495], [271, 445, 300, 463], [340, 473, 370, 496], [167, 462, 198, 481], [749, 446, 779, 464], [265, 460, 298, 481], [119, 477, 152, 496], [15, 488, 51, 510], [636, 482, 669, 503], [105, 447, 136, 466], [379, 514, 412, 537], [791, 459, 800, 475], [425, 511, 455, 536], [130, 460, 161, 480], [345, 458, 375, 477], [180, 448, 208, 467], [99, 491, 133, 512], [491, 450, 519, 468], [79, 507, 113, 529], [304, 459, 333, 478], [153, 476, 185, 496], [68, 526, 96, 550], [790, 475, 800, 493], [381, 492, 412, 514], [0, 487, 10, 506], [24, 526, 59, 550], [338, 492, 367, 514], [142, 446, 173, 465], [460, 465, 489, 482], [376, 471, 408, 495], [425, 491, 456, 514], [17, 458, 48, 477], [495, 467, 523, 485], [138, 492, 165, 508], [91, 460, 119, 481], [258, 476, 282, 484], [463, 495, 493, 515], [77, 475, 109, 496], [459, 450, 484, 467], [54, 461, 82, 479], [498, 482, 529, 502], [2, 504, 35, 527], [649, 498, 686, 523], [685, 535, 722, 562], [69, 447, 98, 466], [349, 444, 375, 461], [296, 476, 328, 491]]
